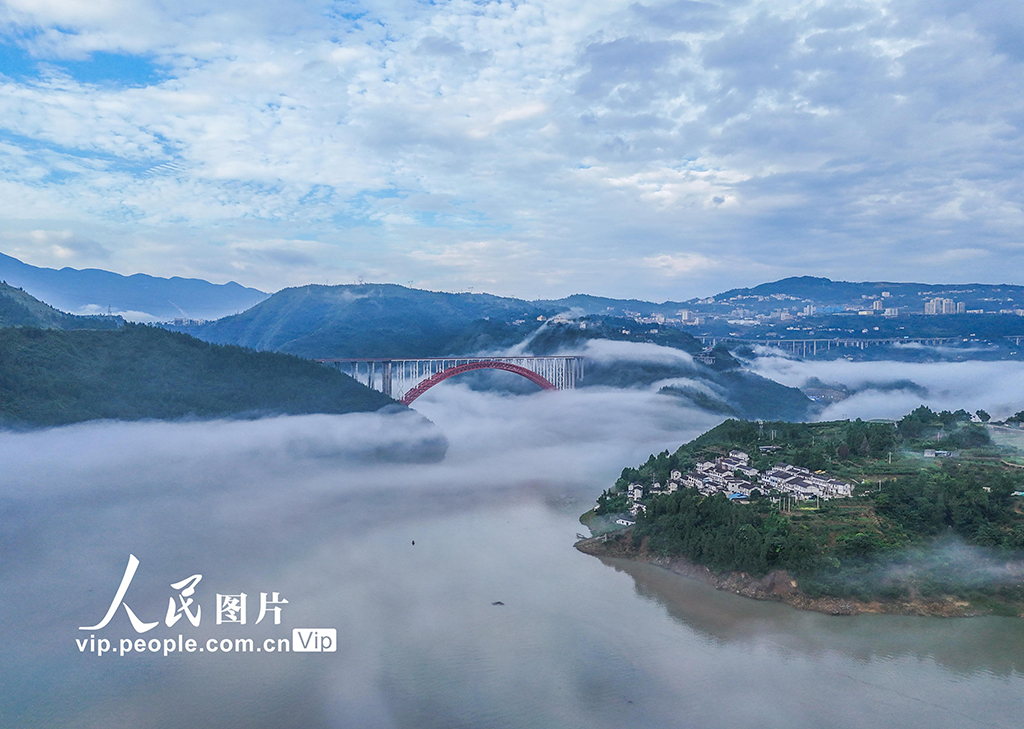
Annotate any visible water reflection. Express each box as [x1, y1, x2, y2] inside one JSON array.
[[603, 557, 1024, 678]]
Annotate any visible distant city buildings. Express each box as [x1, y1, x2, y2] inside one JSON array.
[[924, 298, 965, 314]]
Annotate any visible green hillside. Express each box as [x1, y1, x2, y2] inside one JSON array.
[[0, 281, 122, 330], [0, 324, 394, 428], [588, 410, 1024, 612], [173, 284, 553, 358]]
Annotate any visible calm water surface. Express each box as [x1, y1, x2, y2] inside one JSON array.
[[1, 388, 1022, 728]]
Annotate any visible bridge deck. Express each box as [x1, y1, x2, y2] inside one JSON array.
[[317, 356, 584, 400]]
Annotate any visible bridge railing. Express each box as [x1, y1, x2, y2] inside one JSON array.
[[698, 335, 998, 356]]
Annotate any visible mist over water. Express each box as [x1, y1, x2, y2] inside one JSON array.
[[750, 353, 1024, 420], [2, 366, 1023, 728]]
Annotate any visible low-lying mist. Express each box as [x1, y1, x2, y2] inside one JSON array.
[[750, 351, 1024, 420], [3, 368, 1024, 729]]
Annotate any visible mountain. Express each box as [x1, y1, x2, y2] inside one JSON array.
[[708, 276, 1024, 313], [174, 287, 814, 420], [534, 293, 688, 318], [171, 284, 555, 358], [0, 281, 122, 330], [0, 323, 397, 429], [0, 251, 268, 321]]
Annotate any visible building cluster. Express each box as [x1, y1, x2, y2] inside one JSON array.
[[170, 318, 208, 326], [622, 450, 853, 516], [759, 464, 854, 500], [924, 297, 966, 315]]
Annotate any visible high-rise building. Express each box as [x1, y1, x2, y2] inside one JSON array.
[[925, 297, 960, 314]]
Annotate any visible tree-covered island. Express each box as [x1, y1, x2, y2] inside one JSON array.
[[579, 407, 1024, 617]]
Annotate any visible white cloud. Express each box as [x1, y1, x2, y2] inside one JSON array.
[[0, 0, 1022, 297], [643, 252, 718, 276]]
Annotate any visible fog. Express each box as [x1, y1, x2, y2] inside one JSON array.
[[750, 351, 1024, 420], [0, 384, 717, 503], [2, 361, 1023, 728], [575, 339, 697, 368]]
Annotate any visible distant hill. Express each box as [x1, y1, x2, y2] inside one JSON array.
[[0, 281, 122, 330], [0, 323, 396, 428], [169, 285, 814, 420], [710, 276, 1024, 312], [172, 284, 555, 358], [0, 251, 268, 321], [534, 293, 688, 318]]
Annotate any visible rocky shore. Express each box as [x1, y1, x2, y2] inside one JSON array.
[[575, 531, 1000, 618]]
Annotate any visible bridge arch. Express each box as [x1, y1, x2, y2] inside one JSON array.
[[399, 361, 556, 405]]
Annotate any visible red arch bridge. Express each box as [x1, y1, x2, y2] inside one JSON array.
[[316, 356, 585, 405]]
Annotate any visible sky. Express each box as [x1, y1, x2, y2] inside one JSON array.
[[0, 0, 1022, 299]]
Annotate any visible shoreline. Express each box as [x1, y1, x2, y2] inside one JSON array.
[[575, 531, 1011, 618]]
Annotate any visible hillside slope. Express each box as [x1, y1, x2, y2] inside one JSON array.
[[173, 284, 553, 358], [0, 281, 122, 330], [0, 324, 395, 428]]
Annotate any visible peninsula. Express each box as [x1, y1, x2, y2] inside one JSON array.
[[579, 407, 1024, 617]]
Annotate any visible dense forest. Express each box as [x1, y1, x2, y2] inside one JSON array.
[[0, 324, 394, 428], [591, 409, 1024, 610]]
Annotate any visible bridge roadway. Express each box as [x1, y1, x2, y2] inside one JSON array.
[[699, 335, 1024, 356], [316, 356, 584, 405]]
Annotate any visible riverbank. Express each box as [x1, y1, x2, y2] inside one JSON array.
[[575, 531, 1019, 617]]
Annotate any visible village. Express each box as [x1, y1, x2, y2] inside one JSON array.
[[617, 450, 854, 525]]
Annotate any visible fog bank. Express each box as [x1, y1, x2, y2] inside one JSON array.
[[750, 353, 1024, 420]]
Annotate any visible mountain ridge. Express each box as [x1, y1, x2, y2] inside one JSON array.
[[0, 281, 123, 330], [0, 251, 268, 321]]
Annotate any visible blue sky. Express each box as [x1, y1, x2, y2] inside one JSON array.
[[0, 0, 1021, 299]]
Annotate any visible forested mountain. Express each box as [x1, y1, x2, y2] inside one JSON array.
[[0, 324, 395, 428], [170, 284, 554, 358], [168, 284, 815, 420]]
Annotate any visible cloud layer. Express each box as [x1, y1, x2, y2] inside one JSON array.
[[750, 351, 1024, 420], [1, 1, 1022, 296]]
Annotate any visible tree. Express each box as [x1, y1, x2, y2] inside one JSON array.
[[976, 409, 991, 423]]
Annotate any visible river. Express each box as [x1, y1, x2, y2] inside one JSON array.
[[1, 380, 1022, 728]]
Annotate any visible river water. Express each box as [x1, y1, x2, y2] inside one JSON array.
[[1, 381, 1022, 728]]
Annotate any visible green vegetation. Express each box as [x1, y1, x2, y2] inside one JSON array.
[[0, 324, 394, 428], [526, 316, 704, 355], [174, 283, 554, 358], [0, 281, 122, 330], [592, 408, 1024, 608]]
